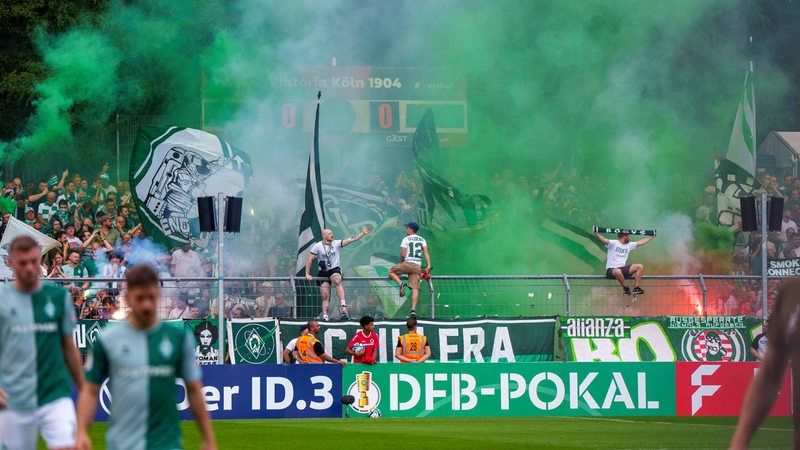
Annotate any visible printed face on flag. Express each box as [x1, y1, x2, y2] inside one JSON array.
[[130, 127, 252, 248]]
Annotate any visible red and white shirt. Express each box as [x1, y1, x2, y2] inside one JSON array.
[[348, 330, 379, 363]]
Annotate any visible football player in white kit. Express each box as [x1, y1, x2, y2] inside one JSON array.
[[305, 227, 371, 320]]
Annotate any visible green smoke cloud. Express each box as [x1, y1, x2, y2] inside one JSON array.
[[0, 29, 121, 164], [3, 0, 795, 276]]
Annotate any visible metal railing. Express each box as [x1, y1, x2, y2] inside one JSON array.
[[5, 274, 773, 320]]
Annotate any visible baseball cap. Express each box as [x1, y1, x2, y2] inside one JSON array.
[[404, 222, 420, 232], [65, 222, 75, 229], [25, 206, 34, 214]]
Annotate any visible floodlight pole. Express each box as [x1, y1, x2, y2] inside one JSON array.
[[760, 191, 768, 319], [217, 192, 226, 364]]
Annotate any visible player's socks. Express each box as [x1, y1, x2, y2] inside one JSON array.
[[632, 287, 644, 295], [399, 283, 408, 297], [623, 286, 631, 296]]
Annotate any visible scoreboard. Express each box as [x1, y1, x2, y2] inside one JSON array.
[[202, 66, 468, 147]]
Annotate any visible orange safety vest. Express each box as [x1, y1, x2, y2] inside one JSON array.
[[296, 335, 323, 363], [398, 333, 427, 362]]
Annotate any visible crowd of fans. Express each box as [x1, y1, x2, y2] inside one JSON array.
[[693, 172, 800, 316], [2, 162, 789, 320], [0, 164, 430, 322], [0, 167, 293, 321]]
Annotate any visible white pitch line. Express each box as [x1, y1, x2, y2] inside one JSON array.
[[564, 416, 792, 432]]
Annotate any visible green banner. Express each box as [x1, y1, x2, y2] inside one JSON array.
[[281, 318, 556, 363], [73, 319, 106, 354], [562, 316, 764, 362], [73, 318, 224, 358], [185, 319, 223, 365], [341, 362, 675, 418], [226, 318, 281, 364]]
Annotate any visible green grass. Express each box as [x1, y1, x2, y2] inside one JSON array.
[[75, 416, 792, 449]]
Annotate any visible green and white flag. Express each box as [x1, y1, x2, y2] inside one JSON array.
[[129, 126, 252, 249], [715, 157, 762, 229], [413, 109, 492, 231], [296, 92, 326, 276], [226, 318, 280, 364], [726, 63, 756, 176]]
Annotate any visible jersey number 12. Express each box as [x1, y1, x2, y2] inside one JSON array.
[[408, 242, 423, 259]]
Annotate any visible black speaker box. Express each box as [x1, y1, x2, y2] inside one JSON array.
[[225, 196, 243, 233], [768, 196, 785, 232], [197, 196, 216, 232], [740, 196, 757, 232]]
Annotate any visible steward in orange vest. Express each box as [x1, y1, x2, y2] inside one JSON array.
[[395, 318, 431, 363], [292, 320, 347, 367]]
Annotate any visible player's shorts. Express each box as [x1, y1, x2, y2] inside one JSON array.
[[390, 262, 422, 289], [0, 397, 77, 450], [606, 265, 633, 279], [317, 267, 343, 286]]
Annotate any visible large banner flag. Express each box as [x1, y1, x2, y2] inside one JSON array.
[[715, 157, 762, 229], [185, 319, 222, 365], [726, 63, 756, 176], [561, 315, 762, 362], [412, 109, 492, 231], [280, 317, 556, 363], [540, 218, 606, 270], [296, 92, 326, 276], [226, 318, 281, 364], [129, 126, 252, 249], [0, 216, 60, 278]]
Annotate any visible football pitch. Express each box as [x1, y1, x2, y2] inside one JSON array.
[[75, 416, 793, 449]]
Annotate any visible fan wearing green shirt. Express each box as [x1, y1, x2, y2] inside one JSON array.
[[75, 265, 216, 450]]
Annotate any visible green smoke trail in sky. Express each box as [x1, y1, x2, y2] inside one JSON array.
[[3, 0, 795, 275]]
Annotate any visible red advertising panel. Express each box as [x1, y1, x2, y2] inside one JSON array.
[[676, 362, 792, 416]]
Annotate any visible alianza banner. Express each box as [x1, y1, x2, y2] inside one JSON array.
[[561, 316, 763, 362], [341, 362, 675, 418], [227, 318, 281, 364], [280, 318, 556, 363]]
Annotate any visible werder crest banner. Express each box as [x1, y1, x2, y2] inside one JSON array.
[[227, 318, 281, 364], [561, 315, 762, 362], [73, 319, 107, 354], [130, 126, 252, 248], [281, 318, 556, 363]]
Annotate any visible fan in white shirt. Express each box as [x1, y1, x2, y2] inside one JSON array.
[[593, 228, 655, 296]]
